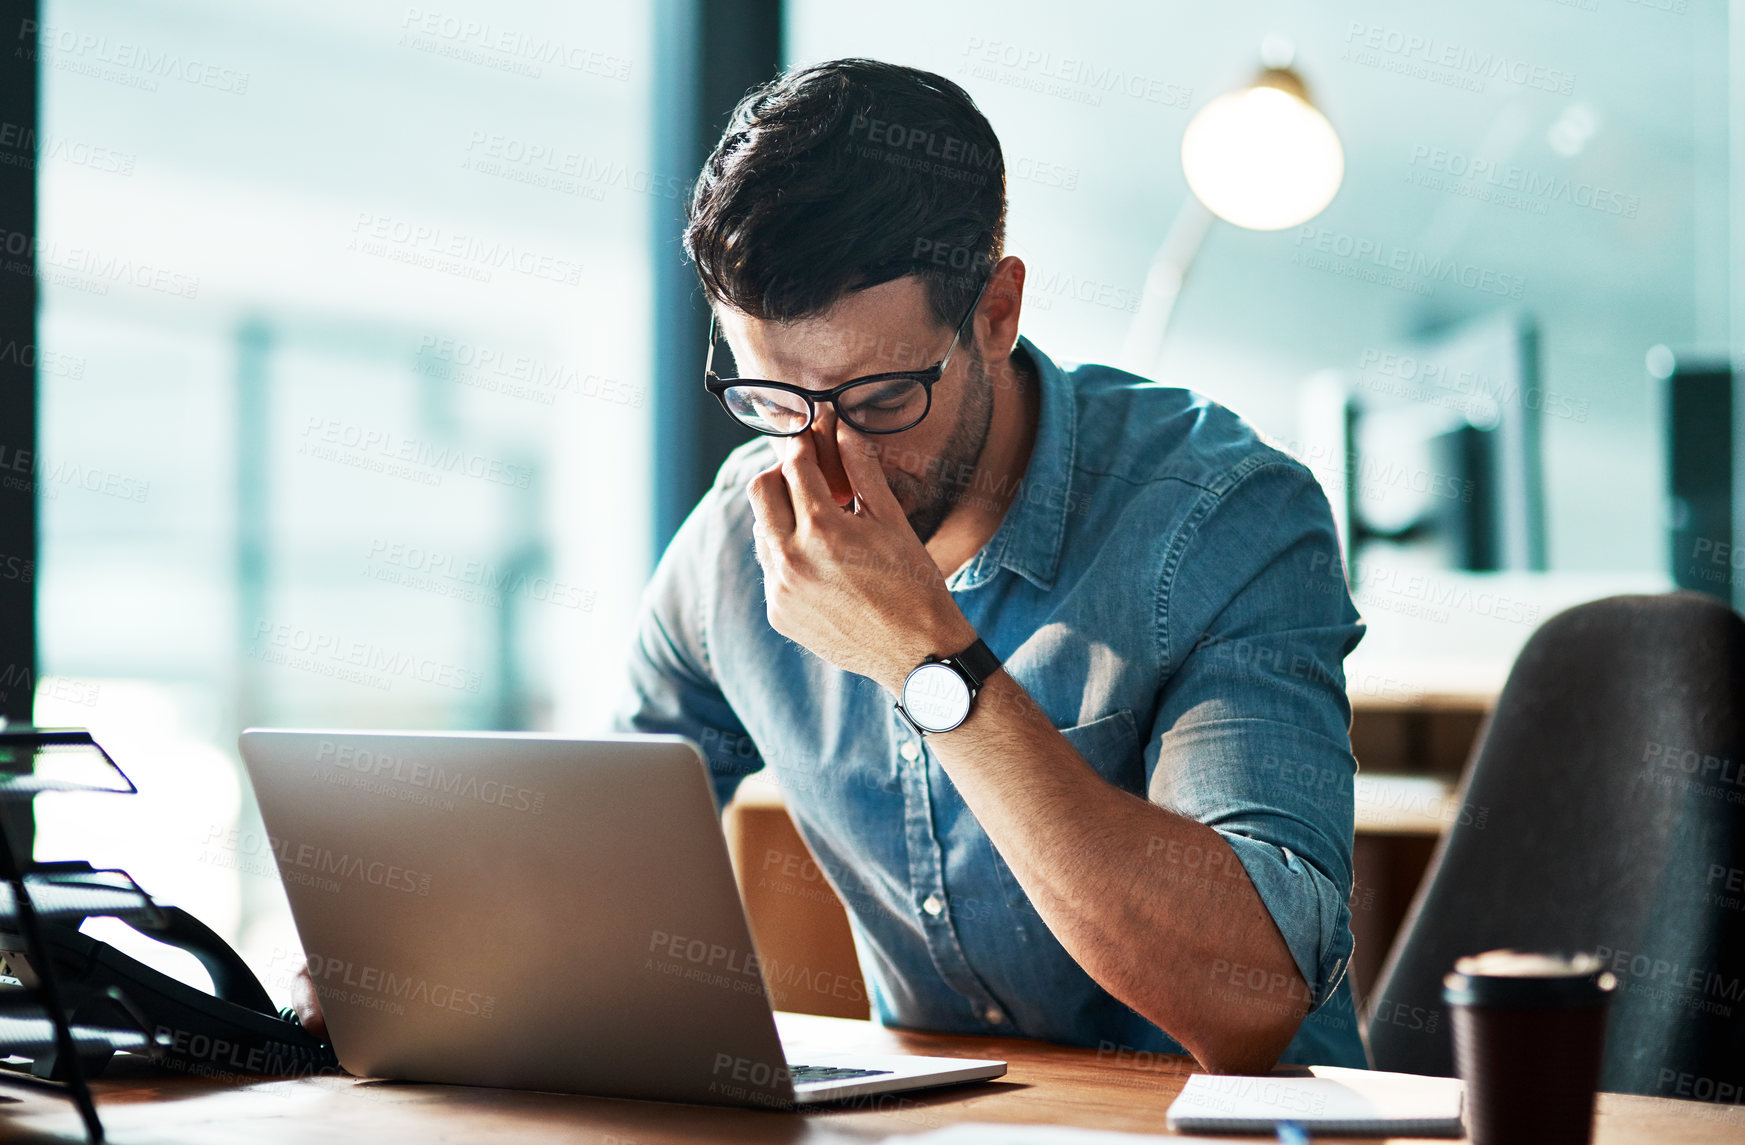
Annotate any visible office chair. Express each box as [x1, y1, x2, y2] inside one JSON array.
[[1364, 592, 1745, 1098]]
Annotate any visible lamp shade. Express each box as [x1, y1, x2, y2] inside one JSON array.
[[1180, 73, 1343, 231]]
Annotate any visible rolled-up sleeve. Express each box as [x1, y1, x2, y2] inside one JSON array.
[[1146, 457, 1364, 1013], [609, 476, 765, 809]]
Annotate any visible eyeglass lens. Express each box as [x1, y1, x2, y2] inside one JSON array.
[[723, 375, 930, 435]]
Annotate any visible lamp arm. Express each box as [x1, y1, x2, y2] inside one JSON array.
[[1118, 196, 1214, 376]]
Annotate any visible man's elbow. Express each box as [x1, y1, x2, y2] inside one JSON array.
[[1181, 970, 1312, 1075], [1190, 1014, 1304, 1075]]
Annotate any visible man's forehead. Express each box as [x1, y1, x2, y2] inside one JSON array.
[[715, 276, 941, 381]]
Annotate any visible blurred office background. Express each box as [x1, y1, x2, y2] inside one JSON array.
[[16, 0, 1740, 1006]]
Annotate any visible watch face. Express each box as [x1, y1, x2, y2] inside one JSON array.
[[903, 662, 972, 732]]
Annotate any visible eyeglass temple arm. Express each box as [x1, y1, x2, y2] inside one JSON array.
[[941, 274, 992, 366], [704, 312, 717, 379]]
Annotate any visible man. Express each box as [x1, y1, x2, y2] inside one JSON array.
[[293, 58, 1363, 1072], [614, 58, 1366, 1074]]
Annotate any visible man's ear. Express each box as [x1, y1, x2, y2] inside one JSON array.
[[978, 255, 1026, 365], [977, 258, 1026, 366]]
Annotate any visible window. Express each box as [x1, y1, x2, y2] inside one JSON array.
[[33, 0, 654, 995]]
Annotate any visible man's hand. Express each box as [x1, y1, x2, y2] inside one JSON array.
[[290, 962, 328, 1041], [747, 418, 974, 693]]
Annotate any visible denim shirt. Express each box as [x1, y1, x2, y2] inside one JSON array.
[[611, 336, 1368, 1068]]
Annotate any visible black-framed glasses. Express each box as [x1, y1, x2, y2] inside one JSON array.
[[704, 274, 990, 437]]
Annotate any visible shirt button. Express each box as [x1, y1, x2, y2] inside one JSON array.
[[899, 741, 921, 763], [983, 1005, 1005, 1025], [922, 893, 944, 916]]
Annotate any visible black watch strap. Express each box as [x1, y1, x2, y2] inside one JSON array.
[[946, 637, 1001, 689]]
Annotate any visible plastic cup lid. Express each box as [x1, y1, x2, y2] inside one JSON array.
[[1442, 949, 1618, 1008]]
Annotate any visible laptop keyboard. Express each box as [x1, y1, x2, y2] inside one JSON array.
[[789, 1064, 895, 1086]]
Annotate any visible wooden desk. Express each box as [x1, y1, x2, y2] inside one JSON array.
[[3, 1013, 1738, 1144]]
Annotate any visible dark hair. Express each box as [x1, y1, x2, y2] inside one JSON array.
[[684, 58, 1005, 328]]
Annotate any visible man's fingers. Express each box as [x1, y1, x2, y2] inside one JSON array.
[[836, 421, 906, 521], [776, 430, 840, 523], [747, 461, 796, 538], [291, 963, 328, 1041], [750, 518, 785, 579]]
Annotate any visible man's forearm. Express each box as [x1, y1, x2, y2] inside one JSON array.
[[917, 666, 1311, 1074]]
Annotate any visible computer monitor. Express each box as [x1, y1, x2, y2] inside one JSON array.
[[1302, 311, 1547, 576]]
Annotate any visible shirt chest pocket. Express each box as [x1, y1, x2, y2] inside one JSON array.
[[1055, 708, 1142, 791]]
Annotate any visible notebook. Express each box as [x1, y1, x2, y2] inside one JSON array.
[[877, 1127, 1223, 1144], [1165, 1066, 1465, 1136]]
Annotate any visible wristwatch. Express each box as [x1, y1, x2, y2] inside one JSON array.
[[893, 637, 1002, 736]]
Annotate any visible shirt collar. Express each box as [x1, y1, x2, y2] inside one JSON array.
[[947, 335, 1076, 593]]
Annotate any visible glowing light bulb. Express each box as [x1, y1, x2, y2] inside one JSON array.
[[1180, 83, 1344, 231]]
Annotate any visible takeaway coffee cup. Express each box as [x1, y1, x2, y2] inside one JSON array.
[[1443, 950, 1617, 1145]]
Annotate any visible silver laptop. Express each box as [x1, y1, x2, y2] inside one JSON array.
[[236, 729, 1005, 1108]]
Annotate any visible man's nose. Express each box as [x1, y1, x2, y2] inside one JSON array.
[[791, 405, 837, 456], [772, 404, 835, 463]]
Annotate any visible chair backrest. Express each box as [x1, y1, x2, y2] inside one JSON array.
[[1364, 593, 1745, 1099]]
